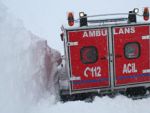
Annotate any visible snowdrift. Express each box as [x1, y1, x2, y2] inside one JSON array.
[[0, 1, 61, 113]]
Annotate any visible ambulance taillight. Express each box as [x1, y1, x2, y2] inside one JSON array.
[[60, 33, 64, 41], [143, 7, 149, 21], [67, 12, 74, 26]]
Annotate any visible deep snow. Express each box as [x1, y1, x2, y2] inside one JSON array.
[[0, 1, 60, 113], [30, 96, 150, 113], [0, 1, 150, 113]]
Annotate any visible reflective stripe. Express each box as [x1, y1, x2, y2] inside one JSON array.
[[117, 73, 150, 80], [67, 42, 78, 46], [70, 76, 81, 81], [143, 69, 150, 73], [142, 35, 150, 39], [73, 78, 108, 85]]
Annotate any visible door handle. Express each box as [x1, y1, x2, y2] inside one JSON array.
[[100, 56, 107, 60], [115, 54, 122, 58]]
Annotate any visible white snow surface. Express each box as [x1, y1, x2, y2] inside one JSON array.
[[0, 1, 60, 113], [0, 1, 150, 113]]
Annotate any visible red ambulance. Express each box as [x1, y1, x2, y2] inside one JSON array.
[[59, 8, 150, 100]]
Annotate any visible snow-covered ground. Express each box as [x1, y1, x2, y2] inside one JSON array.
[[30, 96, 150, 113], [0, 1, 150, 113]]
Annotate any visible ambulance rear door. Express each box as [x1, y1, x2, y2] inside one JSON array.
[[67, 28, 110, 92], [112, 24, 150, 87]]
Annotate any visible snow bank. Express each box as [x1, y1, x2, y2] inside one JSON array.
[[0, 1, 61, 113]]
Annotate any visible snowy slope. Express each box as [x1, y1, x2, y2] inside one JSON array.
[[0, 1, 61, 113], [0, 1, 150, 113]]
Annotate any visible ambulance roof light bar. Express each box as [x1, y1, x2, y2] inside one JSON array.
[[133, 8, 139, 14], [88, 18, 128, 24], [67, 12, 74, 26], [67, 8, 149, 27], [79, 12, 85, 17], [79, 12, 88, 27], [128, 10, 137, 23], [77, 9, 139, 26]]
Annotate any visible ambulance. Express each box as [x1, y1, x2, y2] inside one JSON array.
[[59, 8, 150, 100]]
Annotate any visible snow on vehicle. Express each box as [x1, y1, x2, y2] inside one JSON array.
[[59, 8, 150, 100]]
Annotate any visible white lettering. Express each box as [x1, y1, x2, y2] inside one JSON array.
[[124, 27, 130, 34], [114, 27, 135, 35], [96, 30, 101, 37], [113, 29, 117, 35], [130, 27, 135, 33], [84, 66, 101, 77], [119, 28, 124, 34], [123, 63, 137, 74], [89, 31, 95, 37], [84, 67, 90, 77], [83, 29, 107, 38], [83, 31, 88, 38]]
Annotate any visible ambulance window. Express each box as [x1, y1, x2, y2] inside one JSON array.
[[80, 46, 98, 64], [124, 42, 140, 59]]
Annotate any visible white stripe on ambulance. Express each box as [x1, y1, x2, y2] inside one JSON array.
[[142, 35, 150, 39], [143, 69, 150, 73]]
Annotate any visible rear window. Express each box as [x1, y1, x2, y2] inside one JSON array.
[[80, 46, 98, 64], [124, 42, 140, 59]]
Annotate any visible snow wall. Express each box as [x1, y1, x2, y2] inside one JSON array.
[[0, 1, 61, 113]]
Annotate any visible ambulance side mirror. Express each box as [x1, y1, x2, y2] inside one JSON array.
[[60, 33, 64, 41]]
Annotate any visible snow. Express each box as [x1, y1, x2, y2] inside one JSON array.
[[30, 95, 150, 113], [0, 1, 150, 113], [0, 1, 60, 113]]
